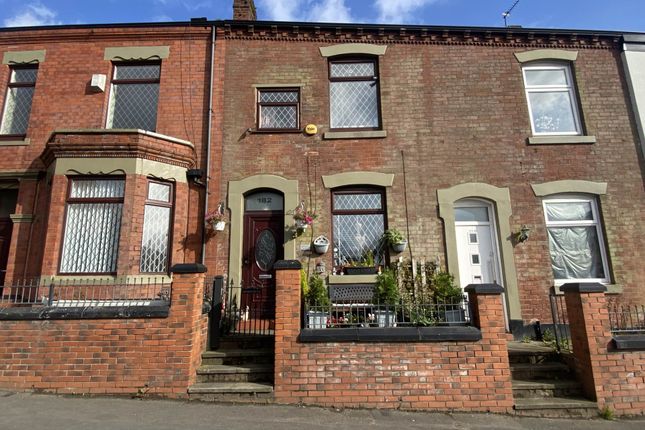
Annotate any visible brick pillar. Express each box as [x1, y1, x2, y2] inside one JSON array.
[[561, 282, 611, 403], [169, 263, 209, 394], [465, 283, 514, 410], [273, 260, 301, 403]]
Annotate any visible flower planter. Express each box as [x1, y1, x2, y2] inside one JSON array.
[[373, 309, 397, 327], [307, 310, 329, 329], [391, 240, 407, 253], [313, 235, 330, 254], [344, 266, 378, 275], [443, 307, 467, 325]]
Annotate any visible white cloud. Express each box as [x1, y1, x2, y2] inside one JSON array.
[[4, 2, 61, 27], [375, 0, 440, 24], [256, 0, 354, 23]]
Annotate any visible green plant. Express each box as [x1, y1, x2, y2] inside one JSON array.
[[599, 406, 614, 420], [382, 229, 406, 247], [431, 271, 463, 303], [305, 274, 329, 307], [522, 335, 532, 343], [348, 249, 376, 267], [300, 269, 309, 297], [373, 268, 399, 305]]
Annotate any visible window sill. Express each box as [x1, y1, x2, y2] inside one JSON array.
[[328, 274, 377, 284], [527, 135, 596, 145], [250, 129, 302, 134], [0, 137, 30, 146], [323, 130, 387, 140], [552, 283, 621, 295]]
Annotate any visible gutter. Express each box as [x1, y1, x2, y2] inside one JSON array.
[[201, 24, 216, 265]]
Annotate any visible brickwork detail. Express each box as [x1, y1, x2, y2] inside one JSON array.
[[274, 266, 513, 412], [0, 272, 207, 397], [564, 289, 645, 416]]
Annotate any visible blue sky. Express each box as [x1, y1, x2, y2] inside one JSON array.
[[0, 1, 643, 32]]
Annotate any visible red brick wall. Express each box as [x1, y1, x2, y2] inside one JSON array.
[[0, 271, 207, 397], [274, 265, 514, 412], [210, 30, 645, 329], [564, 288, 645, 416]]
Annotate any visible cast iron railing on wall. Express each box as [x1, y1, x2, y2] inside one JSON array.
[[608, 301, 645, 335], [548, 290, 572, 352]]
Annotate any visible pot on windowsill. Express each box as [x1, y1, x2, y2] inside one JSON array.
[[343, 266, 378, 276], [306, 310, 329, 329], [372, 308, 397, 327]]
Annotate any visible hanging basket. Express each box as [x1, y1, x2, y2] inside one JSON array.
[[313, 235, 330, 254], [391, 240, 407, 253]]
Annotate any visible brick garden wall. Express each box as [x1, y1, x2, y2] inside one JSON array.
[[564, 286, 645, 416], [0, 272, 207, 397], [274, 264, 514, 412]]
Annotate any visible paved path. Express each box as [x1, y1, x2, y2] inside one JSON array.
[[1, 391, 642, 430]]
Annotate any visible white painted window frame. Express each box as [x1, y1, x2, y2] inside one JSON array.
[[522, 61, 582, 136], [542, 194, 610, 285]]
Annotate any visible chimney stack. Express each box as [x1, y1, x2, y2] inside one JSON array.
[[233, 0, 257, 21]]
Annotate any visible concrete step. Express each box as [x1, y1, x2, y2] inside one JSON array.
[[201, 348, 273, 365], [507, 341, 560, 364], [513, 397, 598, 418], [512, 378, 583, 398], [196, 364, 274, 383], [217, 336, 274, 350], [510, 362, 571, 380], [188, 382, 274, 403]]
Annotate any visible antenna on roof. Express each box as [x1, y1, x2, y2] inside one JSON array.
[[502, 0, 521, 27]]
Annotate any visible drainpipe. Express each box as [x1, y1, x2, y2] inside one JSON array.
[[201, 24, 216, 265]]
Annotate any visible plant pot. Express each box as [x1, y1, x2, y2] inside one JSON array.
[[313, 243, 329, 254], [214, 221, 226, 231], [344, 266, 378, 275], [307, 310, 328, 329], [391, 240, 407, 253], [373, 309, 397, 327], [443, 308, 467, 325]]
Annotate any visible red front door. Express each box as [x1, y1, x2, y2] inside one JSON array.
[[241, 212, 283, 318]]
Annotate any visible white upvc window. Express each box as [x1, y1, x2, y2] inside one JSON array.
[[522, 62, 581, 136], [542, 195, 609, 284]]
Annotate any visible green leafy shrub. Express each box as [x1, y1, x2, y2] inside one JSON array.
[[373, 268, 399, 305]]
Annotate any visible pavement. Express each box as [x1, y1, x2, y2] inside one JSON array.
[[1, 391, 643, 430]]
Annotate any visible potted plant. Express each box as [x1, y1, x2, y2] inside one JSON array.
[[432, 271, 466, 325], [205, 205, 227, 231], [312, 235, 330, 254], [344, 250, 378, 275], [305, 273, 330, 329], [372, 268, 399, 327], [383, 229, 407, 253]]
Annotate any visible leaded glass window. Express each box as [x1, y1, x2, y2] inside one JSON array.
[[257, 88, 299, 130], [542, 195, 609, 283], [522, 62, 581, 135], [329, 58, 380, 129], [0, 65, 38, 136], [60, 178, 125, 273], [332, 188, 386, 271], [107, 62, 160, 131], [140, 181, 172, 273]]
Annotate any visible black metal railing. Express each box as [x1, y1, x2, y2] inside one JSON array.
[[608, 302, 645, 335], [304, 296, 470, 329], [211, 278, 275, 338], [0, 277, 171, 308], [548, 290, 572, 352]]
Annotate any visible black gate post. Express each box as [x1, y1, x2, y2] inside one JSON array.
[[209, 276, 224, 350]]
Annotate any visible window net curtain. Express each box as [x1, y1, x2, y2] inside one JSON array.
[[545, 202, 604, 280], [60, 180, 124, 273]]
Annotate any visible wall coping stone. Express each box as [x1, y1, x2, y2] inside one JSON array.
[[0, 305, 169, 320], [560, 282, 607, 293], [612, 335, 645, 350], [464, 283, 504, 294], [299, 326, 482, 343], [171, 263, 207, 273], [274, 260, 302, 270]]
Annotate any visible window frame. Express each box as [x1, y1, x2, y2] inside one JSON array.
[[328, 56, 382, 131], [331, 186, 388, 271], [0, 64, 38, 139], [522, 61, 582, 136], [542, 194, 610, 285], [106, 60, 161, 131], [58, 176, 126, 275], [256, 87, 300, 132], [139, 179, 174, 274]]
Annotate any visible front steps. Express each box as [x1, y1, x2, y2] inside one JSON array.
[[188, 336, 274, 403], [509, 342, 598, 417]]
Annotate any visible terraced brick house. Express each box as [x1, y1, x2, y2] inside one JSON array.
[[0, 0, 644, 417]]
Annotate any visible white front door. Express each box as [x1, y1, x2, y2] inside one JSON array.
[[454, 200, 508, 327]]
